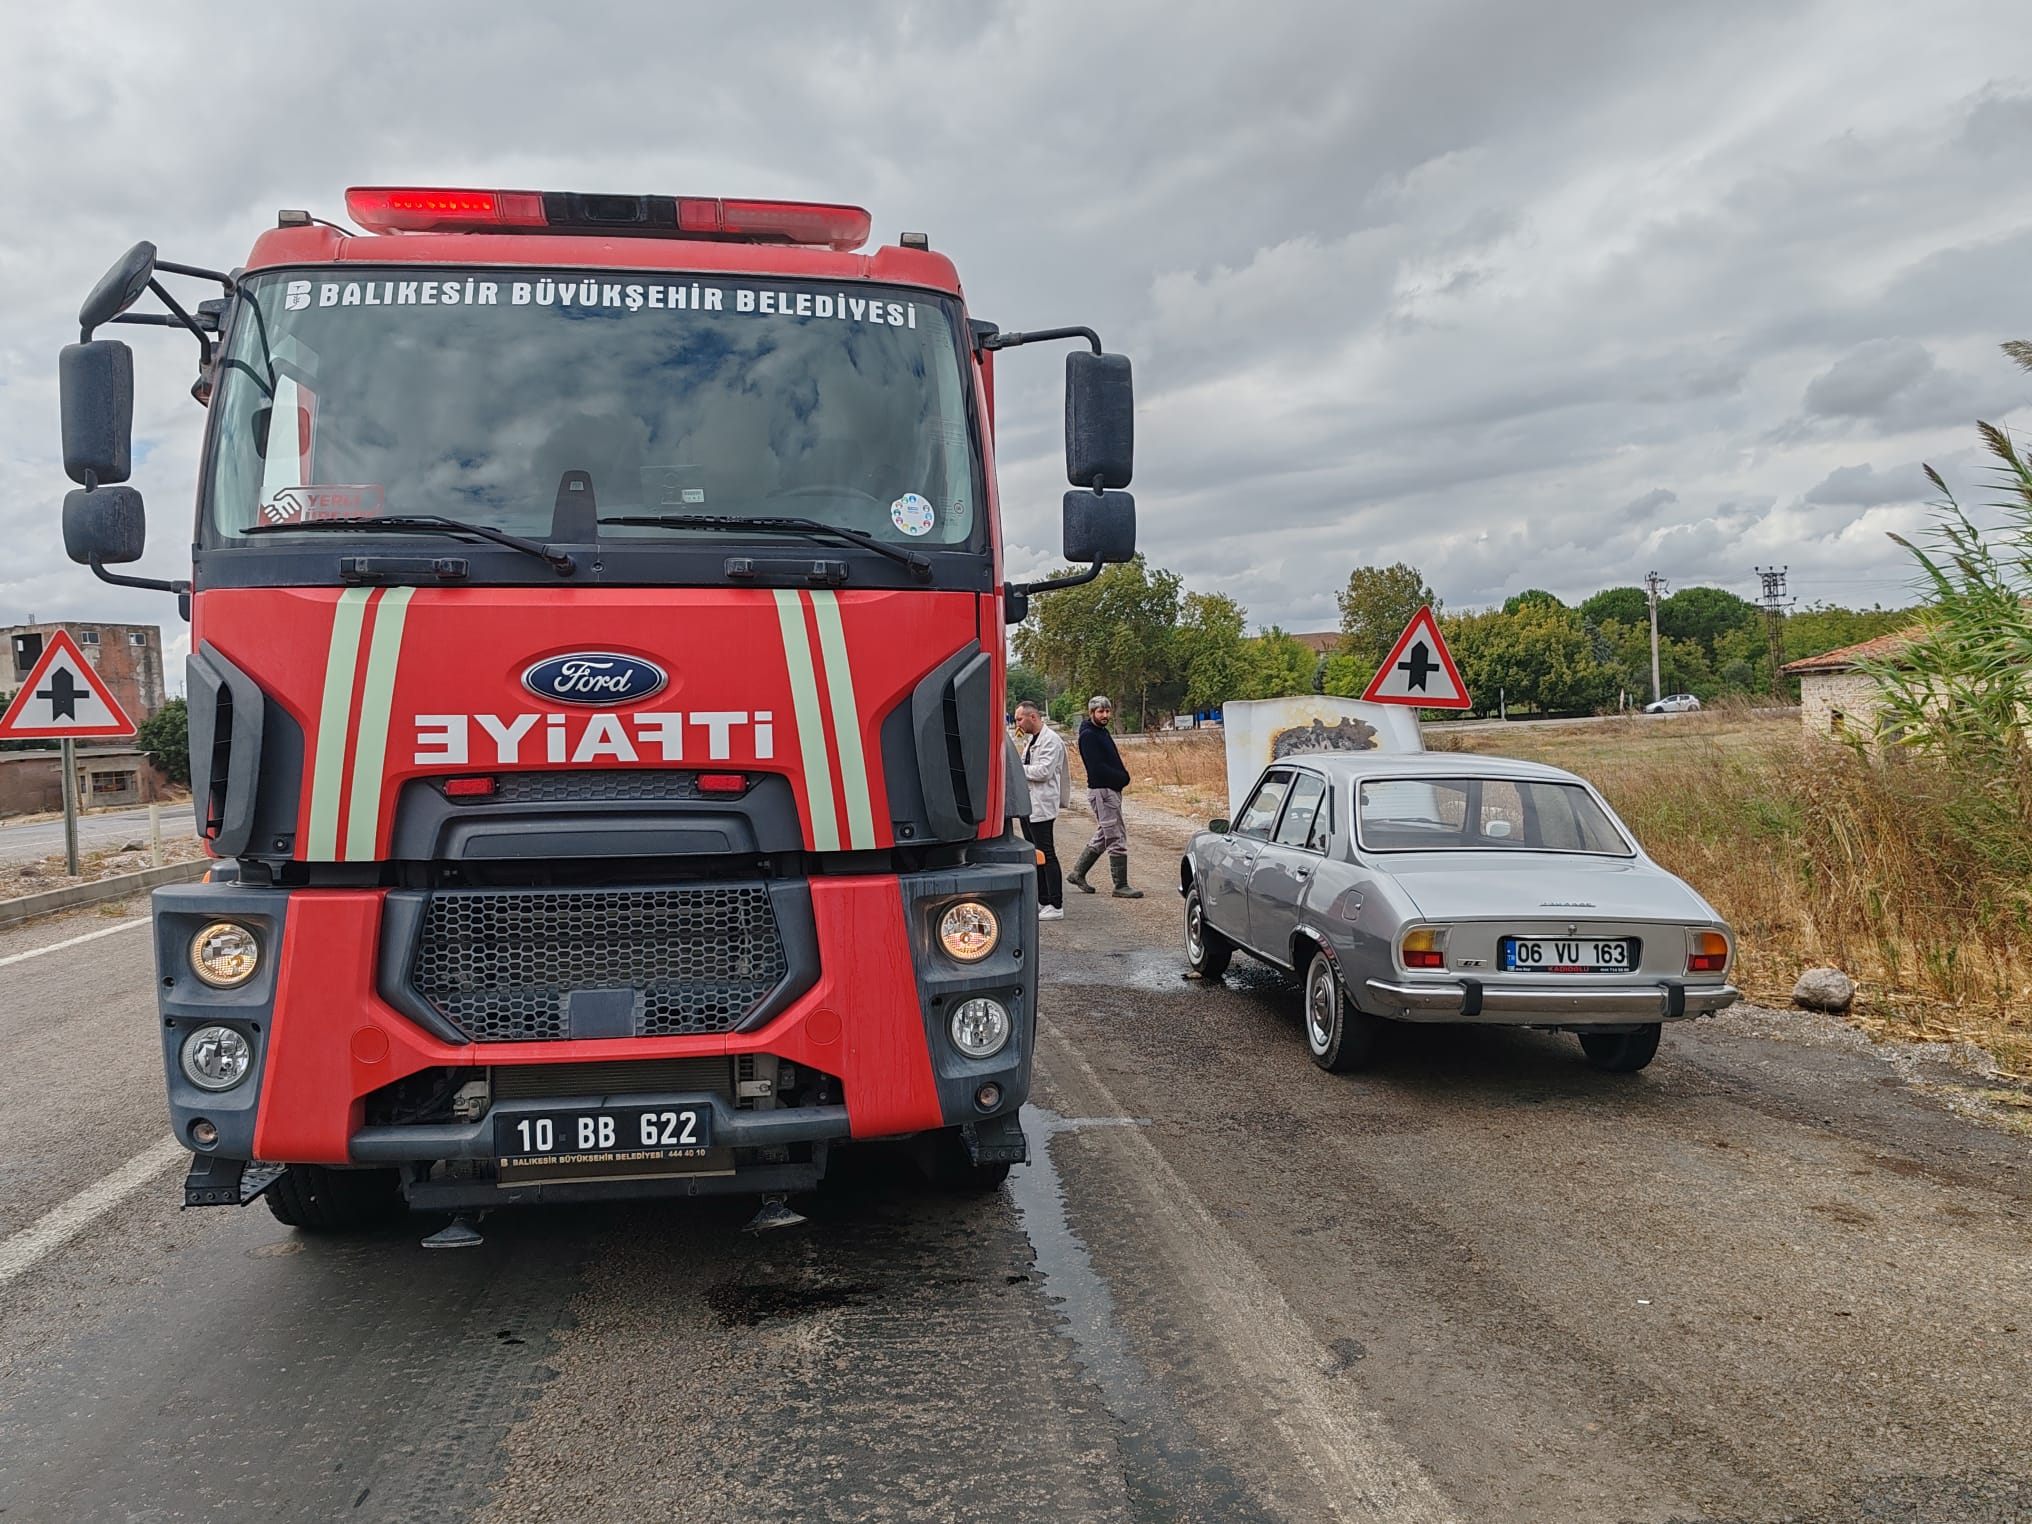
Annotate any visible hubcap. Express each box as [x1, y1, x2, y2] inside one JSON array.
[[1186, 899, 1204, 961], [1307, 963, 1334, 1049]]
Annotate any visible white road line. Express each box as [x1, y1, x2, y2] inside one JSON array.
[[0, 916, 150, 971], [1035, 1013, 1461, 1524], [0, 1137, 187, 1288]]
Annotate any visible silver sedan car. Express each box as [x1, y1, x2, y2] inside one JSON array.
[[1179, 752, 1738, 1073]]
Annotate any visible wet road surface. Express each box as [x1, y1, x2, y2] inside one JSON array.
[[1, 811, 2027, 1522]]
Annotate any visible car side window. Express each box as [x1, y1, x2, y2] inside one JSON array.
[[1234, 773, 1292, 839], [1305, 783, 1335, 853], [1273, 773, 1326, 848]]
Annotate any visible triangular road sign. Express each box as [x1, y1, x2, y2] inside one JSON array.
[[1361, 606, 1471, 710], [0, 629, 138, 739]]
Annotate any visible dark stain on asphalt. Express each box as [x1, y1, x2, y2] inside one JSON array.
[[704, 1278, 877, 1326]]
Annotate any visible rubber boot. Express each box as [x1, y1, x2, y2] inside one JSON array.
[[1109, 855, 1144, 899], [1067, 845, 1101, 894]]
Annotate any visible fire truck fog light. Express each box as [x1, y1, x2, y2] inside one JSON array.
[[189, 1119, 220, 1148], [949, 998, 1010, 1059], [938, 902, 1000, 962], [974, 1082, 1002, 1111], [181, 1025, 252, 1092], [190, 922, 260, 987]]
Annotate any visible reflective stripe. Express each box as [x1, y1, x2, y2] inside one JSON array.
[[342, 586, 415, 860], [774, 590, 839, 851], [808, 591, 876, 850], [306, 589, 372, 860]]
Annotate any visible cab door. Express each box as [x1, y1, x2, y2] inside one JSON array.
[[1202, 770, 1293, 945], [1247, 769, 1328, 960]]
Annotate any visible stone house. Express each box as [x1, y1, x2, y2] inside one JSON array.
[[1780, 628, 1919, 739]]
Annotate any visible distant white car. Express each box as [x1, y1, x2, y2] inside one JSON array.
[[1643, 694, 1702, 714]]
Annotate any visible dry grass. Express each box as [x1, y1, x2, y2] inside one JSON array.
[[1119, 713, 2032, 1073]]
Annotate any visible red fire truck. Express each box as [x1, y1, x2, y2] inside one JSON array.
[[57, 187, 1135, 1236]]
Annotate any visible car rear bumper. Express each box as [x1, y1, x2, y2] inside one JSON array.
[[1362, 977, 1739, 1024]]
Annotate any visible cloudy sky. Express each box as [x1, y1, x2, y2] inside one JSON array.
[[4, 0, 2029, 679]]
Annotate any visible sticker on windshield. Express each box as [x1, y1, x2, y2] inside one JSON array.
[[259, 485, 385, 524], [890, 493, 937, 536]]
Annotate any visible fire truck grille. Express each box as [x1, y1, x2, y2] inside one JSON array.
[[475, 770, 707, 804], [410, 887, 788, 1043]]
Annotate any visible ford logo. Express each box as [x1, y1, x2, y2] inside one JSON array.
[[521, 652, 668, 706]]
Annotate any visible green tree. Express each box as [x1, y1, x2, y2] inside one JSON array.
[[1447, 604, 1618, 716], [135, 697, 191, 786], [1501, 588, 1564, 616], [1240, 627, 1318, 699], [1013, 555, 1184, 730], [1336, 563, 1436, 668], [1580, 586, 1649, 628], [1658, 585, 1759, 661], [1004, 663, 1051, 711], [1320, 653, 1369, 698], [1781, 604, 1914, 664], [1174, 591, 1251, 712]]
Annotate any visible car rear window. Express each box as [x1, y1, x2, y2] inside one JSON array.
[[1356, 778, 1632, 855]]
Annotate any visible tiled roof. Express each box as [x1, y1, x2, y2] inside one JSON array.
[[1780, 626, 1921, 675], [1290, 631, 1342, 653]]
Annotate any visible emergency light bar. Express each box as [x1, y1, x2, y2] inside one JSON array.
[[344, 187, 872, 250]]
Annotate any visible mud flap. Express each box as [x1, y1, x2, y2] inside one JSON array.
[[961, 1112, 1029, 1166], [183, 1156, 286, 1208]]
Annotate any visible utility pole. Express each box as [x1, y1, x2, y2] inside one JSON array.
[[1756, 566, 1793, 698], [1644, 571, 1667, 704]]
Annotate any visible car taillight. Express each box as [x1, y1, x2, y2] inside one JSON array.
[[1402, 927, 1447, 970], [443, 776, 497, 798], [1687, 930, 1730, 973], [346, 187, 547, 234], [697, 773, 748, 795]]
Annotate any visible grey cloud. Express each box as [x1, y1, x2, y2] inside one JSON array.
[[1802, 461, 1933, 507], [1803, 341, 1936, 419]]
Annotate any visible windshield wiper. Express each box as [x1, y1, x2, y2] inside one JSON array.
[[246, 514, 576, 576], [600, 514, 933, 580]]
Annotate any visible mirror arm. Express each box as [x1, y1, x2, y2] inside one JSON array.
[[1011, 557, 1104, 599], [145, 278, 213, 367], [155, 259, 235, 290], [89, 557, 191, 598], [977, 325, 1102, 355]]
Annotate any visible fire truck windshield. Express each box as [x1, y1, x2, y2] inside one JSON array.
[[203, 269, 983, 553]]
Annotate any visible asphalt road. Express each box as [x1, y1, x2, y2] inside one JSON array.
[[0, 801, 196, 866], [0, 810, 2027, 1523]]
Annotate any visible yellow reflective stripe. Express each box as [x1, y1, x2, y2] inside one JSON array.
[[774, 590, 839, 851], [341, 587, 415, 860], [808, 591, 876, 850], [306, 589, 372, 860]]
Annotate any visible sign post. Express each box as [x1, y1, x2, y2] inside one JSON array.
[[1360, 606, 1472, 712], [0, 630, 139, 879]]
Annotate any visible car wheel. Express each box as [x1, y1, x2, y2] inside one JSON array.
[[1303, 949, 1379, 1073], [264, 1164, 403, 1231], [1578, 1023, 1662, 1073], [1184, 884, 1233, 978]]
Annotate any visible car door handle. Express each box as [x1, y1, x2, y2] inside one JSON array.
[[1294, 867, 1311, 879]]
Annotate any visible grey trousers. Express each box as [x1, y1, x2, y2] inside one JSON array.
[[1085, 788, 1128, 859]]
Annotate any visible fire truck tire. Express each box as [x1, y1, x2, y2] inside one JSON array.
[[264, 1165, 404, 1231], [917, 1129, 1013, 1192]]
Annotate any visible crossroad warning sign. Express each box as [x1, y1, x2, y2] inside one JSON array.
[[1360, 606, 1471, 710], [0, 629, 137, 739]]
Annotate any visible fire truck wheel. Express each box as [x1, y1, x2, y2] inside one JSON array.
[[917, 1129, 1013, 1193], [264, 1165, 404, 1231]]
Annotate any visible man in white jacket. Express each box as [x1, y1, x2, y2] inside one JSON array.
[[1013, 701, 1069, 920]]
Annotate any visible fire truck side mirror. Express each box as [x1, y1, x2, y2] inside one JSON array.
[[78, 241, 158, 335], [1065, 351, 1133, 489], [1062, 489, 1136, 564], [60, 340, 136, 487], [63, 484, 147, 566]]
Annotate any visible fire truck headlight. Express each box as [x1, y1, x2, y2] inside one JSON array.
[[937, 902, 1000, 963], [949, 998, 1010, 1059], [189, 921, 261, 987], [180, 1025, 253, 1091]]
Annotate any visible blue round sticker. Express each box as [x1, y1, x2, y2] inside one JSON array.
[[891, 493, 937, 536]]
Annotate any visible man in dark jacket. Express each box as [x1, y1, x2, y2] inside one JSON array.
[[1068, 695, 1142, 898]]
